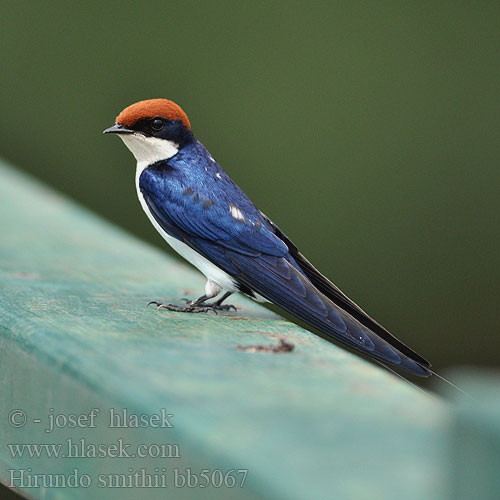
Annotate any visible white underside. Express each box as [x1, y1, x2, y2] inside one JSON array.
[[120, 133, 267, 302]]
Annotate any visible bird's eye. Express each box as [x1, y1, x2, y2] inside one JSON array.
[[151, 118, 165, 131]]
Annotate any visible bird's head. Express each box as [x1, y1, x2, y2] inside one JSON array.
[[104, 98, 193, 165]]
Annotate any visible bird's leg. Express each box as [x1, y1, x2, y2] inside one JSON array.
[[148, 292, 236, 314], [203, 292, 237, 311]]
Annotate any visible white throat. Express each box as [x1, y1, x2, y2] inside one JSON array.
[[120, 133, 179, 169]]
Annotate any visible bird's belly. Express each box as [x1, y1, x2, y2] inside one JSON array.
[[161, 232, 238, 292]]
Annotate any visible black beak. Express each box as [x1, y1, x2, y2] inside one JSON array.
[[103, 124, 134, 135]]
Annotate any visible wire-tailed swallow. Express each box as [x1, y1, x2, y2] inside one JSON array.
[[104, 98, 431, 377]]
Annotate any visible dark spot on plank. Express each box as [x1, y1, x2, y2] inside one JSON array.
[[184, 187, 194, 195], [236, 338, 294, 353], [203, 199, 214, 208]]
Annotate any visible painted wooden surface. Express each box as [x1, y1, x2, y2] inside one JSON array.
[[448, 372, 500, 500], [0, 160, 474, 499]]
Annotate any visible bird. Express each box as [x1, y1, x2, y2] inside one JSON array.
[[104, 98, 431, 377]]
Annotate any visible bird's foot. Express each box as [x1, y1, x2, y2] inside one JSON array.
[[205, 302, 237, 312], [148, 301, 236, 314]]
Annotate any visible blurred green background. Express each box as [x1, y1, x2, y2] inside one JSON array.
[[0, 1, 498, 374]]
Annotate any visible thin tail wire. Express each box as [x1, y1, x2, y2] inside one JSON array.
[[376, 359, 473, 400], [427, 368, 473, 399]]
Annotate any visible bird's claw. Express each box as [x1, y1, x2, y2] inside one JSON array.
[[147, 301, 163, 308]]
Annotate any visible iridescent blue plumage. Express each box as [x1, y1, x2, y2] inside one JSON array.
[[139, 139, 431, 377]]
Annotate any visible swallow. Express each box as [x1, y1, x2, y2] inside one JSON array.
[[104, 98, 431, 377]]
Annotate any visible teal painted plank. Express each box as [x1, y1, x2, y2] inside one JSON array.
[[0, 161, 449, 500], [448, 372, 500, 500]]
